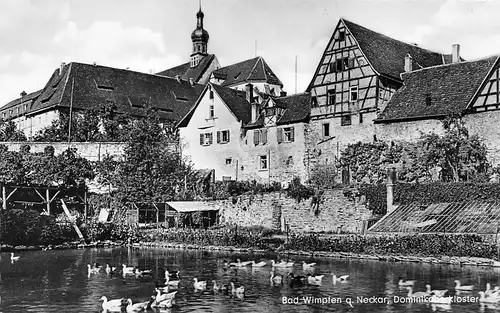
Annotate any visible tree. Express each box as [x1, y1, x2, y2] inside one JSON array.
[[0, 120, 26, 141]]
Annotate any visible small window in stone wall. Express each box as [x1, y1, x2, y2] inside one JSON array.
[[286, 156, 293, 166], [341, 115, 352, 126], [225, 158, 232, 165]]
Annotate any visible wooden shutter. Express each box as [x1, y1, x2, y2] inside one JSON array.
[[262, 129, 268, 144], [253, 130, 260, 145], [200, 133, 204, 145], [227, 130, 230, 143], [290, 127, 295, 142], [217, 131, 221, 143], [277, 128, 283, 143], [209, 132, 213, 145]]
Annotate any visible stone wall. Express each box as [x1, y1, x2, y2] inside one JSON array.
[[0, 141, 126, 161], [217, 188, 373, 233]]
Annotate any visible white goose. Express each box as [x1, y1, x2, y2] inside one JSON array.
[[154, 288, 177, 303], [398, 278, 416, 287], [165, 275, 180, 288], [454, 280, 474, 291], [251, 261, 267, 267], [229, 259, 252, 267], [193, 278, 207, 290], [10, 253, 20, 262], [332, 274, 349, 283], [165, 270, 180, 279], [100, 296, 127, 311], [271, 260, 293, 268], [307, 274, 325, 284], [134, 267, 152, 278], [302, 261, 316, 270], [230, 282, 245, 295], [479, 291, 500, 303], [425, 284, 448, 297], [485, 283, 500, 296], [87, 264, 100, 275], [406, 287, 430, 298], [125, 298, 150, 312], [152, 296, 173, 309], [122, 264, 135, 275]]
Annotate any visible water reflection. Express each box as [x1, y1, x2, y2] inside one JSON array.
[[0, 248, 500, 312]]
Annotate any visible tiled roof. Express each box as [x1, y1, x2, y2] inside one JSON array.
[[245, 93, 311, 128], [177, 83, 251, 128], [28, 62, 204, 122], [212, 56, 283, 87], [376, 56, 499, 122], [342, 19, 446, 79], [0, 89, 42, 111], [156, 54, 216, 83]]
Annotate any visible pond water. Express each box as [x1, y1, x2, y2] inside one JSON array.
[[1, 247, 500, 313]]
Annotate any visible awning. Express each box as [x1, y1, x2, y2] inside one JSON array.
[[166, 201, 219, 213]]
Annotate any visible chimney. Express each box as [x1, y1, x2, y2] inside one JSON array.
[[175, 75, 181, 83], [452, 44, 460, 63], [60, 62, 66, 75], [20, 91, 27, 97], [245, 83, 253, 103], [189, 78, 194, 86], [280, 91, 287, 97], [404, 54, 413, 72], [386, 165, 397, 214]]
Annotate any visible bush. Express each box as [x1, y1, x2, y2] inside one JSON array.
[[286, 177, 315, 202]]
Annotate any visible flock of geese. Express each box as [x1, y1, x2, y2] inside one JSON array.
[[398, 277, 500, 304], [90, 258, 349, 311]]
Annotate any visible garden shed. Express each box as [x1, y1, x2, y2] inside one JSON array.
[[165, 201, 219, 228]]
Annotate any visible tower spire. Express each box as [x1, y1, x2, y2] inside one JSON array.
[[190, 3, 209, 67]]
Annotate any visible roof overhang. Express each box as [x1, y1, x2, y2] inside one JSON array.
[[166, 201, 219, 213]]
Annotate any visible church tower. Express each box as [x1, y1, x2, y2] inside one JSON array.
[[190, 7, 209, 68]]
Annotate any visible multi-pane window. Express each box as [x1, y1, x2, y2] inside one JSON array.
[[259, 155, 268, 170], [322, 123, 330, 137], [199, 132, 213, 146], [327, 89, 335, 106], [209, 104, 215, 118], [332, 57, 353, 73], [349, 86, 359, 102], [217, 130, 230, 144], [253, 129, 267, 145], [277, 127, 294, 143]]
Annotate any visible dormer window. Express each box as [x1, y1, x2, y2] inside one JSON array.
[[265, 108, 276, 116]]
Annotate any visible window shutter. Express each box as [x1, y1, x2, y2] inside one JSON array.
[[277, 128, 283, 143], [227, 130, 230, 143], [253, 130, 260, 145], [200, 133, 204, 145], [262, 129, 268, 144], [290, 127, 295, 142], [217, 131, 221, 143], [209, 132, 213, 145]]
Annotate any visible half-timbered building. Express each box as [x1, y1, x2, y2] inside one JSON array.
[[305, 18, 456, 174]]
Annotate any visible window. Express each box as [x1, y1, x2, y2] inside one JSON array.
[[277, 127, 294, 143], [2, 113, 4, 119], [286, 156, 294, 166], [341, 115, 352, 126], [335, 59, 343, 72], [327, 89, 335, 106], [339, 30, 346, 41], [253, 129, 267, 145], [209, 90, 214, 100], [265, 108, 276, 116], [16, 107, 19, 114], [349, 86, 359, 102], [209, 104, 215, 118], [322, 123, 330, 137], [311, 96, 318, 107], [359, 113, 363, 124], [217, 130, 230, 144], [225, 158, 232, 165], [259, 155, 268, 170], [199, 132, 213, 146]]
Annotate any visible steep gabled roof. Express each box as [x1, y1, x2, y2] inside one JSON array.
[[0, 89, 42, 111], [177, 83, 251, 128], [156, 54, 216, 83], [28, 62, 204, 122], [343, 19, 446, 79], [376, 56, 499, 123], [245, 93, 311, 128], [212, 56, 283, 87]]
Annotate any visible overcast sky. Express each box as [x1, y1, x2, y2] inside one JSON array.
[[0, 0, 499, 105]]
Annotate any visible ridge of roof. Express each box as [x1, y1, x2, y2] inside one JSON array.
[[400, 54, 500, 77], [213, 56, 283, 87], [0, 89, 43, 111]]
